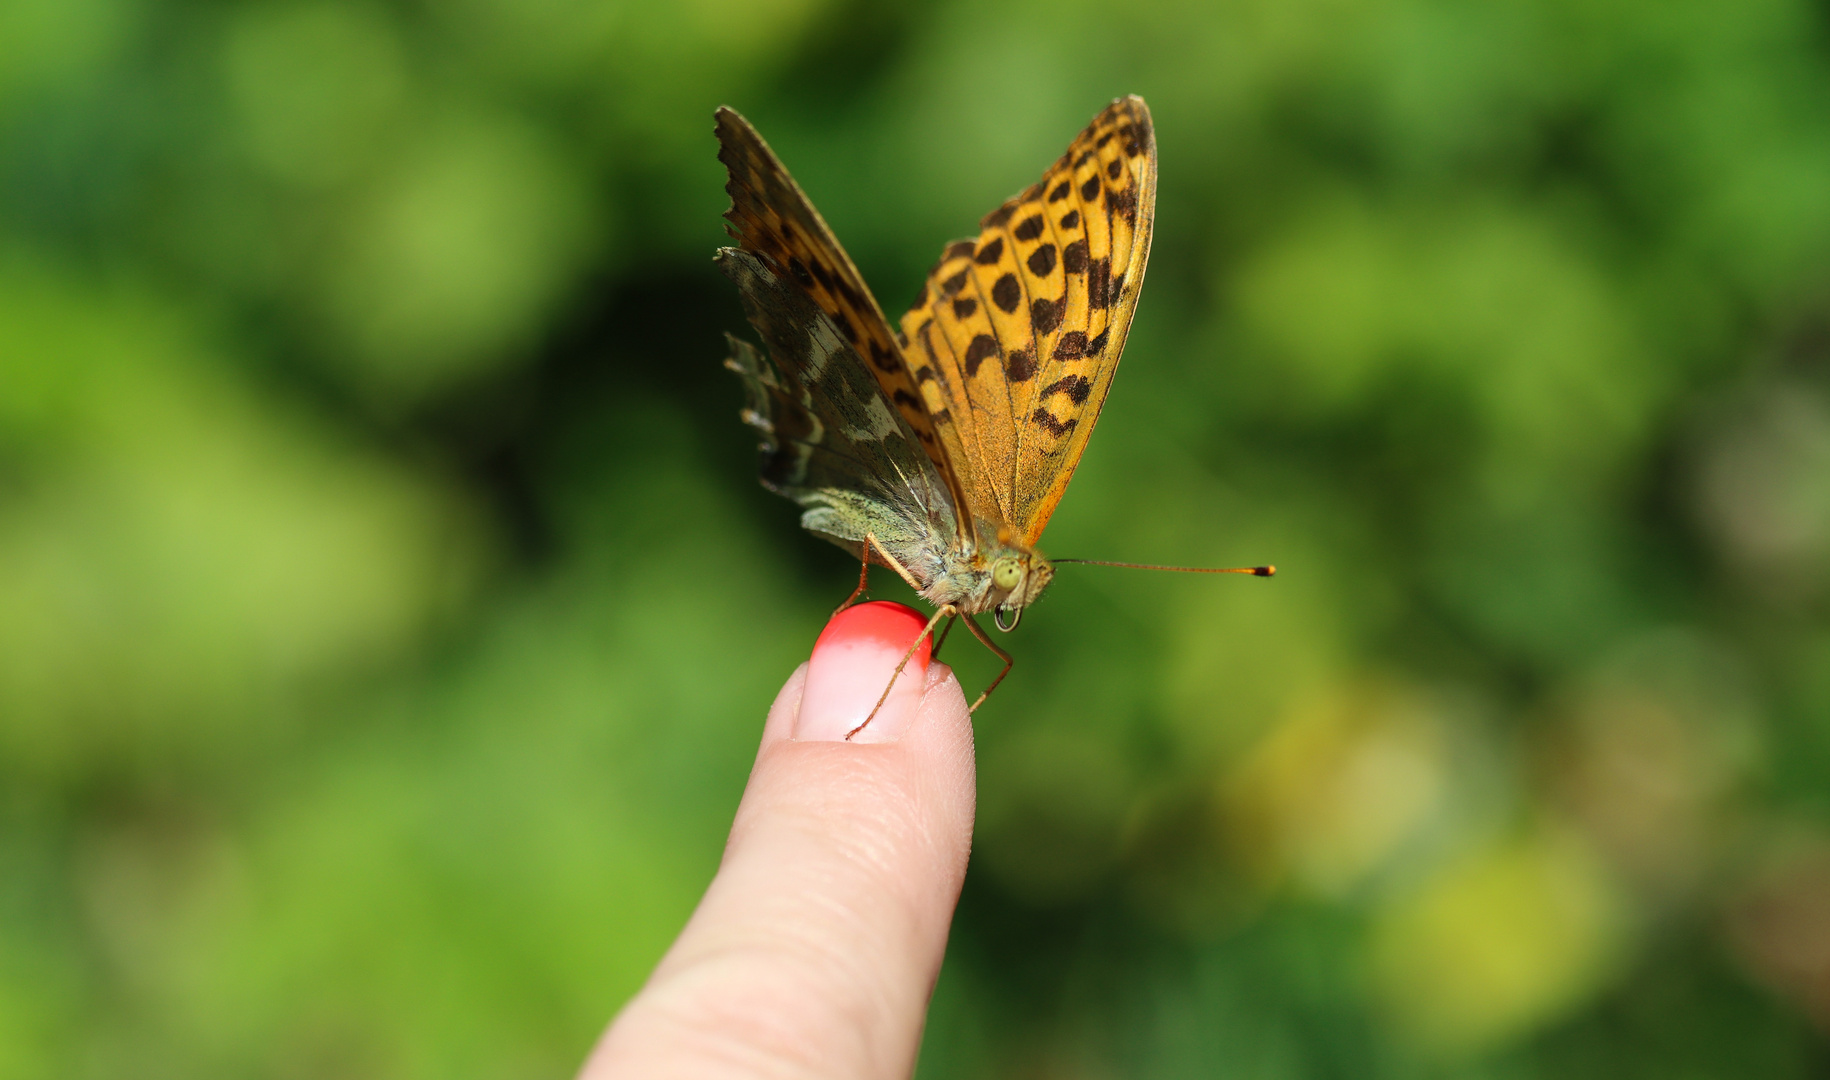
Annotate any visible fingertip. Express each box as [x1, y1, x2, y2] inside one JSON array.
[[589, 611, 977, 1080], [796, 602, 933, 743]]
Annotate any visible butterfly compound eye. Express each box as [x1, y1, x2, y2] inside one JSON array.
[[992, 557, 1023, 591]]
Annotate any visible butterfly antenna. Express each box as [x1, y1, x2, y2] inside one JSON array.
[[1054, 559, 1276, 576]]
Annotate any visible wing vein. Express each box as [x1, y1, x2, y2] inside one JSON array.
[[961, 231, 1024, 529]]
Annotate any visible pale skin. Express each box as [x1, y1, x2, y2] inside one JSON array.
[[579, 617, 977, 1080]]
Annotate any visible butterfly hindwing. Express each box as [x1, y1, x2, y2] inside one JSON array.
[[898, 96, 1157, 548], [719, 248, 961, 582], [715, 108, 979, 542]]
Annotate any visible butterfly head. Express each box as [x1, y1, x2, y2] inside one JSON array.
[[986, 550, 1054, 630]]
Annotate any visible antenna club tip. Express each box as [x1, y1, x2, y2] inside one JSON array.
[[1255, 565, 1276, 577]]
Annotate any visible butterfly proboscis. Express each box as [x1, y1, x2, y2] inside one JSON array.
[[839, 549, 1275, 739]]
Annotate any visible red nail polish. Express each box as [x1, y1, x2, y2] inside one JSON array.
[[813, 601, 933, 663]]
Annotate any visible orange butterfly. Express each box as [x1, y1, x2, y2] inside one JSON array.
[[717, 96, 1267, 736]]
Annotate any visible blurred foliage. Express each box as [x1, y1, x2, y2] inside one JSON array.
[[3, 0, 1830, 1076]]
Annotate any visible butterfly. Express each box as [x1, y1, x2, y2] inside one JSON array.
[[717, 96, 1266, 736]]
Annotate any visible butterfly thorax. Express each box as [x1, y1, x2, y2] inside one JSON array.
[[922, 544, 1055, 617]]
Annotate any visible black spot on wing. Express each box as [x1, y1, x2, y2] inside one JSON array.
[[952, 296, 977, 318], [1042, 374, 1092, 403], [1087, 258, 1112, 310], [1107, 185, 1138, 221], [1052, 331, 1087, 359], [991, 273, 1021, 313], [1013, 215, 1045, 242], [1031, 296, 1063, 335], [1080, 176, 1099, 201], [1027, 243, 1057, 277], [1048, 181, 1071, 202], [975, 237, 1004, 265], [1088, 327, 1110, 355], [1059, 210, 1080, 230], [1063, 239, 1088, 274], [1031, 408, 1077, 436], [807, 257, 834, 291], [982, 204, 1016, 230], [870, 340, 899, 372], [942, 269, 969, 295], [1005, 348, 1035, 382], [964, 333, 1000, 376]]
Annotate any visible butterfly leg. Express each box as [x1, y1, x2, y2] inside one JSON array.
[[835, 545, 873, 615], [959, 615, 1014, 714], [865, 532, 927, 593], [835, 533, 927, 615], [930, 614, 958, 662], [845, 603, 957, 741]]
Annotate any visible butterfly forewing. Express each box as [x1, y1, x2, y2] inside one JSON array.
[[898, 96, 1157, 548], [715, 108, 979, 542]]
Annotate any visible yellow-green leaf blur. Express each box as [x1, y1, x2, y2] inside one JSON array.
[[2, 0, 1828, 1075]]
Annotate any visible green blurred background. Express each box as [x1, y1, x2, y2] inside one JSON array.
[[4, 0, 1830, 1075]]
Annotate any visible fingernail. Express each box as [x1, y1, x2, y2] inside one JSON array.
[[796, 602, 933, 743]]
